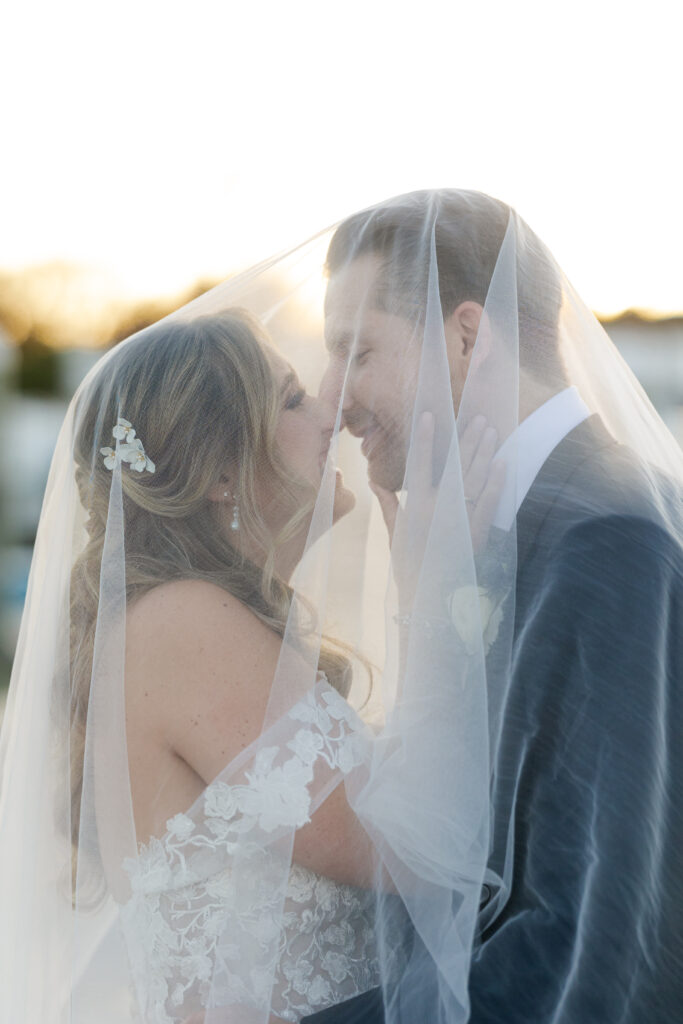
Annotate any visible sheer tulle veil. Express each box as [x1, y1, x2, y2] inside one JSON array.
[[1, 189, 681, 1023]]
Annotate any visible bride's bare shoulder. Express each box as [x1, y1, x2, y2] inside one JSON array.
[[125, 580, 282, 780], [125, 580, 280, 708], [127, 579, 276, 654]]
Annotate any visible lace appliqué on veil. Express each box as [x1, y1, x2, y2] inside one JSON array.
[[121, 684, 378, 1023]]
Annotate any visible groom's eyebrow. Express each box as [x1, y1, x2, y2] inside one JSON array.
[[325, 330, 365, 356], [324, 329, 349, 355]]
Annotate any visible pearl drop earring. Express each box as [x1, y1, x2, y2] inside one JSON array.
[[223, 490, 240, 531], [230, 493, 240, 532]]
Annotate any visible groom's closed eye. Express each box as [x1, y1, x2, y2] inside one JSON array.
[[325, 329, 371, 360]]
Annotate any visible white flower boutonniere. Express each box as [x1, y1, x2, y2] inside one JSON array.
[[446, 585, 506, 656]]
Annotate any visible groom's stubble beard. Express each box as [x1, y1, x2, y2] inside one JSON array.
[[344, 405, 411, 492]]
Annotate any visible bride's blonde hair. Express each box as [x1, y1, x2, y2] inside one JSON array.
[[69, 310, 351, 889]]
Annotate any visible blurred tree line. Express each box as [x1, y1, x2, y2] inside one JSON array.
[[0, 271, 216, 396]]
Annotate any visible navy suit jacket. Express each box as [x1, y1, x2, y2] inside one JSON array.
[[304, 417, 683, 1024]]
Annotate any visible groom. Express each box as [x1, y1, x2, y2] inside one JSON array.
[[304, 191, 683, 1023]]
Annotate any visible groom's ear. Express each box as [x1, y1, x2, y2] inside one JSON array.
[[444, 301, 486, 376]]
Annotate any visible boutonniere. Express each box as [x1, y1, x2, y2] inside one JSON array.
[[446, 585, 507, 656]]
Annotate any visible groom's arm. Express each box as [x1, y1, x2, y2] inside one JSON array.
[[468, 514, 683, 1023], [301, 987, 384, 1024]]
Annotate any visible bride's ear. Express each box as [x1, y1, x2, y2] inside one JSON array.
[[207, 471, 235, 504]]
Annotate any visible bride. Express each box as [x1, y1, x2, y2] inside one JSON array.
[[1, 190, 681, 1024], [71, 309, 377, 1022]]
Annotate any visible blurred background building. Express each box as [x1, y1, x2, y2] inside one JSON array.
[[0, 331, 101, 692]]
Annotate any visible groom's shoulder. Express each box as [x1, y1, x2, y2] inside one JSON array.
[[529, 415, 682, 547]]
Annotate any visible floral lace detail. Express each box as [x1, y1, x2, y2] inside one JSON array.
[[121, 683, 377, 1023]]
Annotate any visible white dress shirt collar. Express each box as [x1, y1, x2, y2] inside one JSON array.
[[492, 387, 591, 530]]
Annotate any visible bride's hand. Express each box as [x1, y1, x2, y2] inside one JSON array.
[[458, 414, 506, 552], [370, 413, 505, 606]]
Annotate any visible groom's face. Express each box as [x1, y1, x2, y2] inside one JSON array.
[[321, 254, 422, 491]]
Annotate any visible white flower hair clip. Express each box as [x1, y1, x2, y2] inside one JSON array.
[[100, 418, 156, 474]]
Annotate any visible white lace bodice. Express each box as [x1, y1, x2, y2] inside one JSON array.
[[120, 683, 379, 1023]]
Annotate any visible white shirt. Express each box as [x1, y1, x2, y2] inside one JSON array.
[[492, 387, 591, 531]]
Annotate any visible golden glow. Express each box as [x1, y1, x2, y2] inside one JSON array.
[[1, 0, 681, 336]]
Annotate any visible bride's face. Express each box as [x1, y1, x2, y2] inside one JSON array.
[[258, 350, 355, 532]]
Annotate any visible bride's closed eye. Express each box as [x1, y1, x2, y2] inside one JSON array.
[[284, 386, 306, 411]]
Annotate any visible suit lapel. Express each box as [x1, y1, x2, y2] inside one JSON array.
[[515, 415, 616, 572]]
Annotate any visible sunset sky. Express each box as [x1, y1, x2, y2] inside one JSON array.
[[2, 0, 681, 325]]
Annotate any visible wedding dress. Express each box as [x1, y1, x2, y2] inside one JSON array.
[[121, 684, 380, 1024]]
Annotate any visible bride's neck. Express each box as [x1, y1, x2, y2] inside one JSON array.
[[229, 529, 304, 585], [272, 536, 307, 583]]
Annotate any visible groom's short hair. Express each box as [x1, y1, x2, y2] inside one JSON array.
[[325, 189, 566, 384]]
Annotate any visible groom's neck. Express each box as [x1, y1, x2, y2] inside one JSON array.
[[518, 370, 565, 424]]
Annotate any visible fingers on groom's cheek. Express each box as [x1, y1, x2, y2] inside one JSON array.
[[459, 415, 487, 473], [480, 427, 498, 459]]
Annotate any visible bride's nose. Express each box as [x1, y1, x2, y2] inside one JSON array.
[[319, 358, 345, 409], [314, 392, 338, 432]]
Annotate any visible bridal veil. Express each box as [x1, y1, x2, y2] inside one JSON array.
[[1, 190, 681, 1023]]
